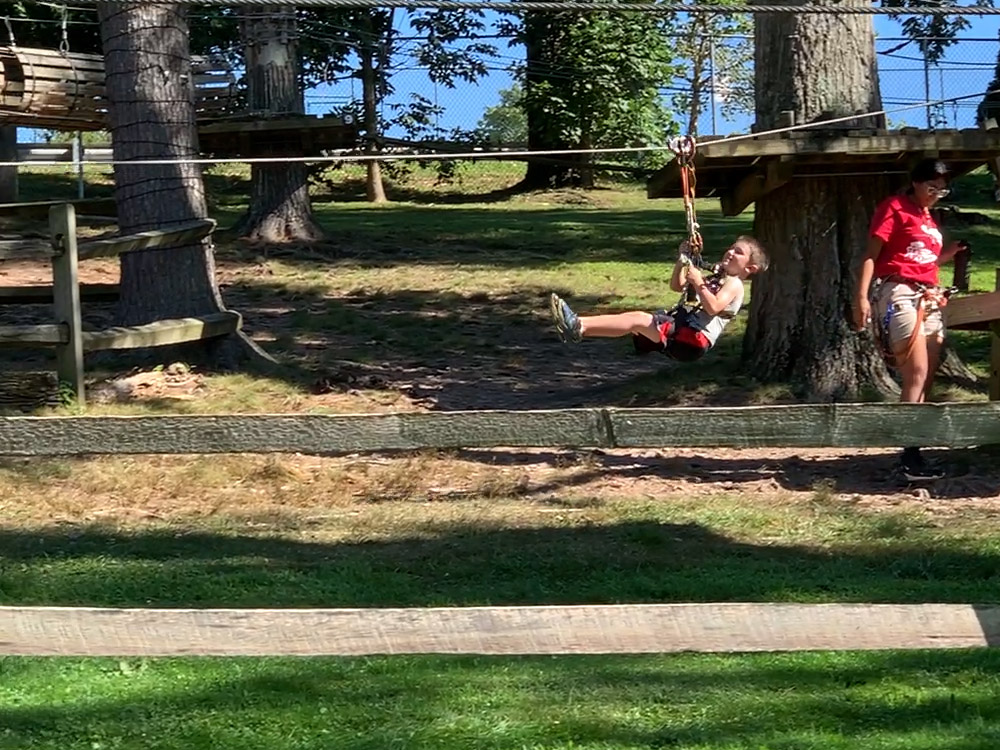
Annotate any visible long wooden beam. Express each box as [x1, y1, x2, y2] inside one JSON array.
[[81, 311, 241, 351], [2, 603, 997, 656], [946, 290, 1000, 330], [0, 403, 999, 456], [0, 283, 119, 305], [76, 219, 217, 260]]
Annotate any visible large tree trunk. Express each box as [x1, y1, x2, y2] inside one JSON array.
[[360, 19, 387, 204], [97, 3, 271, 365], [518, 12, 576, 190], [238, 5, 324, 241], [744, 0, 895, 400], [0, 125, 18, 202]]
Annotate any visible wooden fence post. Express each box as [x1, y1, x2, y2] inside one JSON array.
[[49, 203, 84, 405], [992, 268, 1000, 402]]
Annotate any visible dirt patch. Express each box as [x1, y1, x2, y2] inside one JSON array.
[[89, 363, 205, 404]]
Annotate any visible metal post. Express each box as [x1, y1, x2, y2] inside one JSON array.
[[73, 132, 85, 199], [708, 38, 718, 136], [923, 54, 932, 129]]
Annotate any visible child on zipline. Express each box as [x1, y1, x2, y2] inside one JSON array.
[[550, 235, 768, 362]]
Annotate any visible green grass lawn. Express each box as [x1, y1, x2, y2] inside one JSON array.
[[3, 163, 1000, 749], [3, 491, 1000, 749]]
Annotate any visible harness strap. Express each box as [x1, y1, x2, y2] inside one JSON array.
[[874, 279, 950, 369]]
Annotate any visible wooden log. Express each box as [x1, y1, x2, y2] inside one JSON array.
[[1, 603, 997, 656], [0, 410, 611, 456], [76, 219, 216, 260], [50, 204, 84, 404], [0, 283, 118, 305], [0, 371, 60, 412], [0, 323, 67, 345], [80, 311, 241, 351], [0, 238, 54, 261], [0, 403, 998, 457], [0, 198, 116, 220], [609, 403, 1000, 449]]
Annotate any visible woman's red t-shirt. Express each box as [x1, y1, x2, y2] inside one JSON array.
[[869, 194, 942, 286]]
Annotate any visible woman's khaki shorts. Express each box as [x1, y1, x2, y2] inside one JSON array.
[[871, 280, 945, 345]]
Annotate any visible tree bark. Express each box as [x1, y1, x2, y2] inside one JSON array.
[[237, 4, 324, 241], [518, 12, 576, 190], [97, 2, 272, 366], [744, 0, 894, 400], [360, 23, 387, 204], [0, 125, 18, 202]]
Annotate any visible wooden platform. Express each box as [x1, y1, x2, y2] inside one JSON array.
[[197, 115, 359, 158], [647, 128, 1000, 216]]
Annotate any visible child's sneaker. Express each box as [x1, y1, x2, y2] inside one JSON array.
[[899, 447, 945, 482], [549, 293, 582, 342]]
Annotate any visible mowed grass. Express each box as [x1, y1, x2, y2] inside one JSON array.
[[3, 481, 1000, 750], [5, 161, 1000, 413], [3, 163, 1000, 748]]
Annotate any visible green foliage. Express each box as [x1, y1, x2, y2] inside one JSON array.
[[669, 10, 754, 135], [516, 10, 680, 152], [880, 0, 995, 64], [477, 85, 528, 146]]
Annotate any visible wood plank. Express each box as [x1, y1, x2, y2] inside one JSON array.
[[609, 403, 1000, 449], [1, 603, 997, 656], [76, 219, 216, 260], [720, 157, 794, 217], [0, 283, 118, 305], [0, 323, 66, 346], [945, 290, 1000, 330], [81, 311, 240, 351], [0, 238, 54, 260], [0, 410, 611, 456], [0, 198, 116, 220], [0, 403, 998, 457], [50, 204, 84, 404]]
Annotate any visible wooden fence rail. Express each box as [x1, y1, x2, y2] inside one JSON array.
[[2, 603, 998, 656], [0, 203, 239, 405], [0, 402, 999, 456]]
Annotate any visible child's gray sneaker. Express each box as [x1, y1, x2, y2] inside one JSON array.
[[550, 293, 582, 342]]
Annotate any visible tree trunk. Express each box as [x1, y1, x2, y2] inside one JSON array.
[[0, 125, 18, 202], [97, 3, 272, 366], [237, 4, 324, 241], [360, 31, 386, 204], [518, 12, 575, 190], [744, 0, 894, 400]]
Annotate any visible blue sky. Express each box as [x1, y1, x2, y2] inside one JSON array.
[[303, 13, 1000, 141]]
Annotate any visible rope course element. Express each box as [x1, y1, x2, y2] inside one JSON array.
[[58, 0, 1000, 15]]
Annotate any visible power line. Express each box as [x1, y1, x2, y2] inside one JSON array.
[[56, 0, 1000, 16]]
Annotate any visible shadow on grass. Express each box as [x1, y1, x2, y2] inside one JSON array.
[[1, 648, 1000, 750], [2, 520, 1000, 748], [2, 519, 999, 608]]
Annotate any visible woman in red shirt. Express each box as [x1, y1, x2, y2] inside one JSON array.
[[854, 158, 967, 481]]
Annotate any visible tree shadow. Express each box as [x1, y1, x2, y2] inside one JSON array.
[[2, 519, 999, 608], [451, 445, 1000, 501]]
